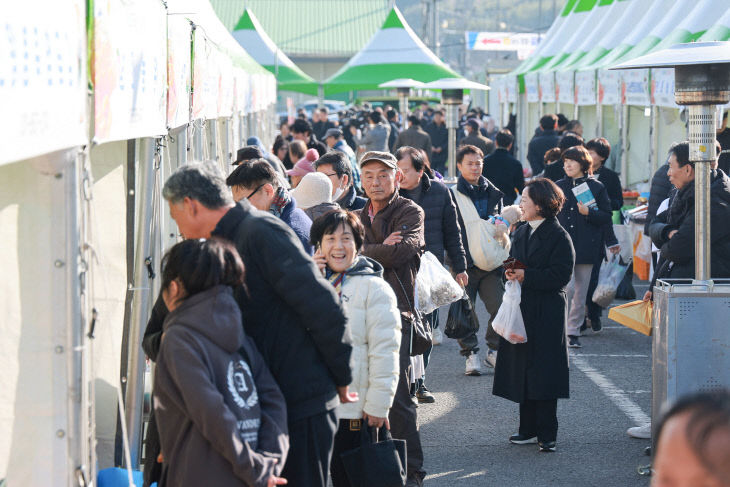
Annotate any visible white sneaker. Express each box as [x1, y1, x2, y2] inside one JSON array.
[[484, 349, 497, 368], [432, 327, 443, 346], [627, 423, 652, 439], [465, 353, 483, 376]]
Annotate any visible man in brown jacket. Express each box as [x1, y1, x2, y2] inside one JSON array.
[[393, 116, 432, 162], [358, 151, 426, 487], [459, 118, 494, 157]]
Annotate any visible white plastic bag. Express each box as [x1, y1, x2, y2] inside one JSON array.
[[492, 280, 527, 344], [592, 254, 630, 308], [415, 251, 463, 315]]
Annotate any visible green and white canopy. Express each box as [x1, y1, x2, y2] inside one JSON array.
[[232, 8, 318, 95], [323, 6, 461, 95]]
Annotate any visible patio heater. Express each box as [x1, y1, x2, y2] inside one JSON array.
[[612, 41, 730, 448], [379, 78, 426, 121], [423, 78, 490, 182]]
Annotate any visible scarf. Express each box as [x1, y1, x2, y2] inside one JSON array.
[[269, 186, 291, 218], [326, 268, 346, 297]]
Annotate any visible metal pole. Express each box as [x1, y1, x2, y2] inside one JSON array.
[[596, 98, 603, 137], [619, 104, 629, 187], [650, 105, 659, 173], [688, 104, 715, 282], [445, 103, 458, 180], [123, 137, 158, 469], [432, 0, 439, 58]]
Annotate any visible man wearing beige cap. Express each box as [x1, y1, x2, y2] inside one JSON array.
[[358, 151, 427, 486]]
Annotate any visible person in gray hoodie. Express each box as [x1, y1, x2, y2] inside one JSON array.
[[154, 238, 289, 487]]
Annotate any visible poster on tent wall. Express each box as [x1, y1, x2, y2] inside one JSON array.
[[506, 76, 517, 103], [556, 71, 574, 105], [233, 69, 251, 115], [651, 68, 678, 108], [0, 0, 87, 166], [524, 73, 539, 103], [93, 0, 167, 143], [539, 72, 556, 103], [575, 70, 596, 106], [621, 68, 650, 106], [167, 16, 191, 129], [598, 69, 620, 106], [217, 53, 234, 118], [192, 30, 221, 120]]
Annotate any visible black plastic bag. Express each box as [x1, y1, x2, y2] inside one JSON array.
[[444, 293, 480, 340], [615, 264, 636, 300], [340, 426, 407, 487]]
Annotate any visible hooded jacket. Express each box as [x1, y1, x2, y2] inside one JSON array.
[[154, 286, 288, 487], [336, 256, 401, 419]]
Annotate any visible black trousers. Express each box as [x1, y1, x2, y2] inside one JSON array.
[[585, 262, 602, 322], [519, 399, 558, 443], [390, 329, 425, 479], [330, 419, 375, 487], [281, 409, 338, 487]]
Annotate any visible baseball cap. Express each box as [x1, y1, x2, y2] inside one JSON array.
[[359, 151, 398, 170]]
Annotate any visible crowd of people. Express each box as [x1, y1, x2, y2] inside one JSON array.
[[139, 104, 730, 487]]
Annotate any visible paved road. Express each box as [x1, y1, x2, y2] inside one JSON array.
[[417, 281, 653, 486]]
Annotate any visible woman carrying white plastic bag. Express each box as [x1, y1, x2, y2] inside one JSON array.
[[492, 280, 527, 344]]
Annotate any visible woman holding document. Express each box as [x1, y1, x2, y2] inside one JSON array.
[[556, 146, 613, 348]]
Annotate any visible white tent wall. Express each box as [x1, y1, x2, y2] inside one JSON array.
[[577, 105, 598, 141], [602, 105, 623, 172], [625, 106, 653, 186], [656, 107, 687, 165]]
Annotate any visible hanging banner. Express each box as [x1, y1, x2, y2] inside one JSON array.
[[575, 70, 596, 106], [598, 69, 620, 106], [524, 73, 539, 103], [556, 70, 574, 104], [505, 75, 517, 103], [166, 16, 191, 129], [0, 0, 87, 166], [651, 68, 678, 108], [539, 72, 556, 103], [93, 0, 167, 143], [621, 68, 650, 106]]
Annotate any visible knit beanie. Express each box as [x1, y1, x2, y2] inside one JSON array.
[[286, 148, 319, 177]]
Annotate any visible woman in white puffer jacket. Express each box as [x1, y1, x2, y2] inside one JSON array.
[[311, 209, 402, 487]]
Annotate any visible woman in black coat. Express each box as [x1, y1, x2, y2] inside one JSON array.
[[493, 178, 575, 452], [556, 146, 613, 348]]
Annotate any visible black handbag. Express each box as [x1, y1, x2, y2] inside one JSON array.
[[393, 271, 432, 356], [444, 292, 480, 340], [340, 426, 407, 487]]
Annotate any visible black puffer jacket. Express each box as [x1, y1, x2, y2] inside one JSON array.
[[556, 176, 614, 265], [644, 163, 672, 235], [144, 201, 353, 422], [399, 174, 467, 274], [649, 169, 730, 285]]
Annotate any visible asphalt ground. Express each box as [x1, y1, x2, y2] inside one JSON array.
[[417, 280, 654, 487]]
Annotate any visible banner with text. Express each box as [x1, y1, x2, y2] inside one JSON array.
[[466, 32, 540, 60], [598, 69, 620, 106], [166, 16, 191, 129], [621, 68, 650, 106], [539, 72, 556, 103], [524, 73, 539, 103], [575, 70, 596, 106], [651, 68, 678, 108], [556, 70, 574, 104]]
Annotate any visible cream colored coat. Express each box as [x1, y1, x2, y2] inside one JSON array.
[[336, 257, 402, 419]]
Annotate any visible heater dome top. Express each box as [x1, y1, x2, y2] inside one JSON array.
[[610, 42, 730, 70]]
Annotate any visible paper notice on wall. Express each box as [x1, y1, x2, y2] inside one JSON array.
[[525, 72, 539, 103], [0, 0, 87, 166], [557, 71, 574, 104], [506, 75, 517, 103], [216, 51, 234, 118], [167, 16, 191, 129], [598, 69, 620, 106], [539, 72, 556, 103], [651, 68, 678, 108], [93, 0, 167, 143], [575, 70, 596, 106], [621, 68, 650, 106]]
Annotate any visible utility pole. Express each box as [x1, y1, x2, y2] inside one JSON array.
[[539, 0, 543, 32], [432, 0, 440, 58]]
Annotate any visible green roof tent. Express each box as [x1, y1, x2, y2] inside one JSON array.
[[322, 7, 461, 95], [232, 8, 318, 95], [698, 9, 730, 41]]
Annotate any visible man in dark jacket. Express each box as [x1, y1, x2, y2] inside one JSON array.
[[145, 162, 354, 487], [460, 118, 494, 157], [387, 108, 401, 152], [482, 129, 524, 206], [359, 151, 426, 487], [291, 118, 329, 157], [312, 108, 335, 141], [452, 144, 505, 376], [394, 116, 433, 161], [646, 141, 730, 298], [425, 110, 449, 174], [543, 132, 585, 182], [396, 146, 468, 403], [717, 110, 730, 174], [527, 114, 561, 176], [226, 159, 313, 254], [314, 150, 367, 211]]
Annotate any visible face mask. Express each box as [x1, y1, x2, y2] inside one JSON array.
[[333, 184, 345, 200]]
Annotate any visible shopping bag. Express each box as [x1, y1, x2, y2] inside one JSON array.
[[415, 251, 463, 315], [444, 292, 480, 340], [340, 426, 407, 487], [608, 300, 653, 336], [492, 280, 527, 344], [632, 230, 651, 281], [592, 254, 631, 308]]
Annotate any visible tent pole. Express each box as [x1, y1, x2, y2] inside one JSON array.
[[122, 137, 158, 469], [596, 99, 603, 138], [650, 105, 659, 173], [619, 104, 629, 187]]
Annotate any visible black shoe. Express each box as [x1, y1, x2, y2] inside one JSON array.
[[416, 384, 436, 404], [538, 440, 556, 452], [405, 474, 424, 487], [568, 335, 582, 348], [590, 317, 602, 333], [580, 319, 588, 334], [509, 433, 537, 445]]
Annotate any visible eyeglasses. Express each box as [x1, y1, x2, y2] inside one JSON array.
[[246, 183, 266, 200]]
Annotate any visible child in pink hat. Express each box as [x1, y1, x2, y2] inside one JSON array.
[[286, 148, 319, 188]]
